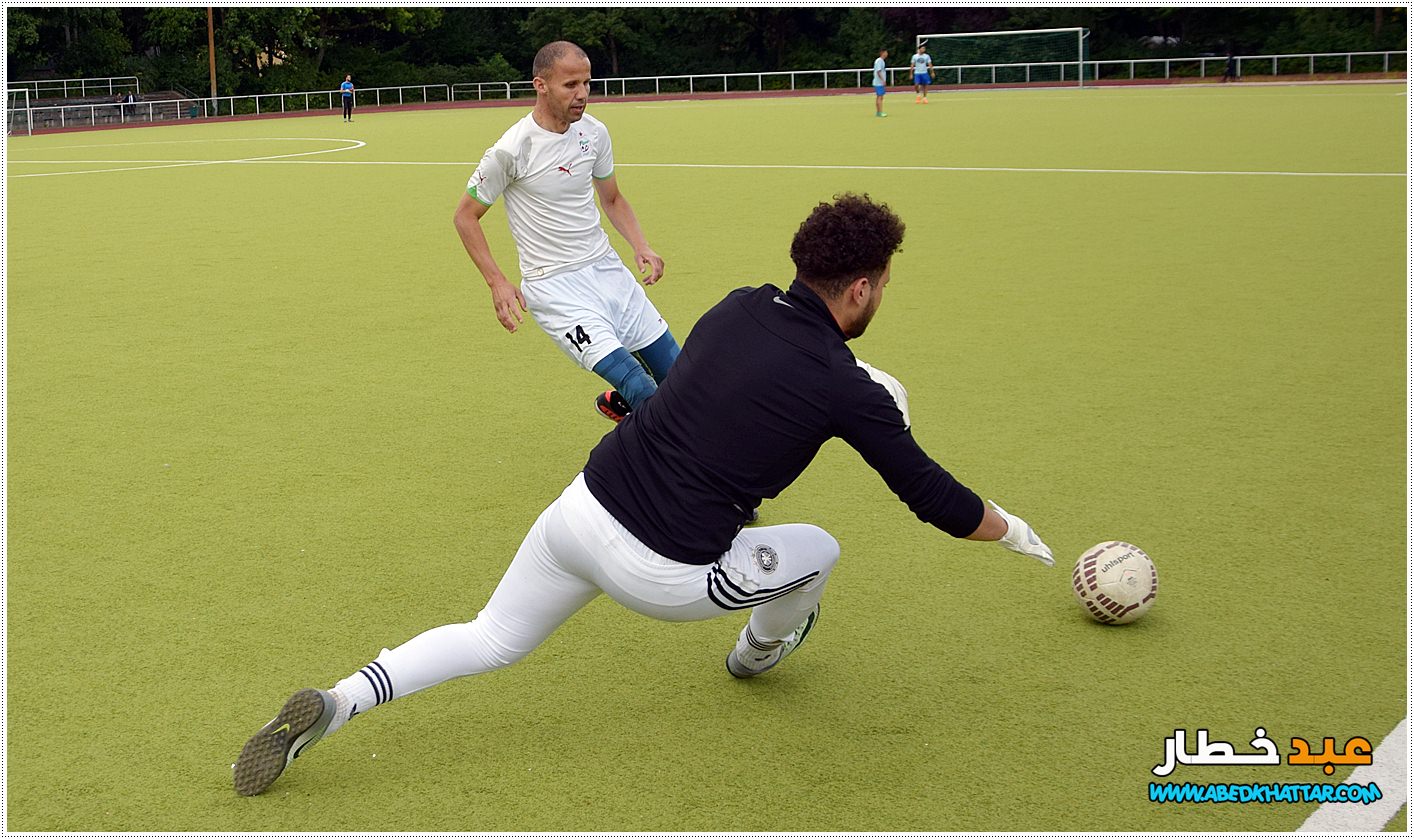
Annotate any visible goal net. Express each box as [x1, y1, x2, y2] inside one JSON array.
[[917, 28, 1090, 88], [7, 88, 33, 136]]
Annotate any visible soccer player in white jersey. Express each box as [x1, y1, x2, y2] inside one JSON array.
[[452, 41, 677, 423]]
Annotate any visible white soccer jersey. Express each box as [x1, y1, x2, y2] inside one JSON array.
[[467, 111, 616, 280]]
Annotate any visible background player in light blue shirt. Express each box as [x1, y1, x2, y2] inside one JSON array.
[[873, 49, 889, 118], [911, 45, 933, 103]]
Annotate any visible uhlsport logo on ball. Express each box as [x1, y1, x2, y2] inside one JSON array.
[[1072, 541, 1157, 625]]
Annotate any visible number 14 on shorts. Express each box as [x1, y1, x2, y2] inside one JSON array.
[[565, 324, 593, 353]]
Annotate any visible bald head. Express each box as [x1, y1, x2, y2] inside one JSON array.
[[533, 41, 589, 80]]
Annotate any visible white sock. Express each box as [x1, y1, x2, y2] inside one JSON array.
[[326, 655, 393, 735], [325, 688, 353, 736]]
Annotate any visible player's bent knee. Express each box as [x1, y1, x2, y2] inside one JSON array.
[[633, 330, 680, 384], [793, 524, 841, 575], [460, 615, 543, 672]]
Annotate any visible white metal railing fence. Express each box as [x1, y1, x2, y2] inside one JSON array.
[[451, 81, 535, 100], [7, 50, 1405, 131], [574, 50, 1406, 95], [1089, 50, 1405, 81], [11, 75, 140, 98], [14, 83, 451, 129]]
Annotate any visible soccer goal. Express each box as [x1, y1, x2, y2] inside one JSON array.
[[7, 88, 33, 136], [917, 27, 1090, 88]]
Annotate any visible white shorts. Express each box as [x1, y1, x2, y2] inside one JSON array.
[[540, 474, 840, 631], [520, 253, 669, 372]]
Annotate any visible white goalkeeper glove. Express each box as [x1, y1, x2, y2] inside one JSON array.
[[987, 500, 1055, 567]]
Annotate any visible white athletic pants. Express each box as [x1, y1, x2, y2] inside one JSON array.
[[346, 474, 840, 707]]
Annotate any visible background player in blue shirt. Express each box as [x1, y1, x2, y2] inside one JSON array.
[[873, 48, 889, 117], [340, 74, 354, 122]]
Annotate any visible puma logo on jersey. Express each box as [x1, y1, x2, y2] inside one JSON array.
[[556, 165, 573, 175]]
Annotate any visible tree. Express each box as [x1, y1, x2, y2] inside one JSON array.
[[8, 8, 41, 58], [1263, 7, 1393, 53], [216, 8, 321, 92], [308, 8, 442, 78], [51, 8, 132, 78], [521, 8, 659, 76], [6, 7, 1405, 98], [833, 8, 894, 66]]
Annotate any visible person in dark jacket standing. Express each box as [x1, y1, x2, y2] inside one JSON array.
[[232, 193, 1055, 797]]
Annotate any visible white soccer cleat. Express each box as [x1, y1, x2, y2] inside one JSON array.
[[725, 605, 820, 678], [233, 688, 335, 796]]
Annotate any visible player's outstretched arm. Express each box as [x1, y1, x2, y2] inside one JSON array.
[[453, 192, 526, 333], [594, 175, 664, 285]]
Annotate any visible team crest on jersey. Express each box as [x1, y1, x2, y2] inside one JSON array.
[[578, 133, 591, 155], [752, 545, 779, 575]]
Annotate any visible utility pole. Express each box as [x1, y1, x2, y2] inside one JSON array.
[[207, 8, 218, 101]]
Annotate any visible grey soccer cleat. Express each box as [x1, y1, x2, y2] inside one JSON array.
[[725, 605, 819, 678], [233, 688, 335, 796]]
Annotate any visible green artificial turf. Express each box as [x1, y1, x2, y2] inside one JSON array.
[[5, 82, 1406, 831]]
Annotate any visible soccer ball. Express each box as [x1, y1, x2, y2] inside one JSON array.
[[1071, 541, 1158, 625]]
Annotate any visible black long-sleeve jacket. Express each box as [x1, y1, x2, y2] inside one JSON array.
[[583, 279, 984, 564]]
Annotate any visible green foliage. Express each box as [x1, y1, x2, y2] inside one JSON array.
[[1264, 7, 1386, 53], [217, 7, 320, 93], [50, 8, 132, 77], [832, 9, 895, 66], [469, 53, 521, 83], [4, 8, 1406, 93], [521, 8, 659, 76], [7, 8, 41, 57], [143, 7, 203, 50]]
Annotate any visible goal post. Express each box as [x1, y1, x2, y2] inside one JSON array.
[[916, 27, 1090, 88], [7, 88, 33, 136]]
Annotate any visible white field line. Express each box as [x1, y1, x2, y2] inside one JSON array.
[[8, 137, 365, 178], [616, 162, 1404, 178], [10, 157, 1401, 179], [12, 137, 345, 151], [1297, 718, 1408, 832], [14, 159, 236, 164], [8, 139, 1402, 179], [206, 159, 1401, 178]]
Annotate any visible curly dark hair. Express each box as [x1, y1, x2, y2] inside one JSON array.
[[789, 193, 905, 298]]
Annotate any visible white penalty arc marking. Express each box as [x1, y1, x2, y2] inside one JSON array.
[[1297, 717, 1408, 832], [8, 137, 365, 178]]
